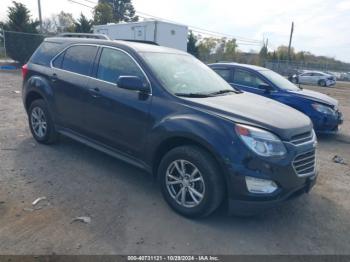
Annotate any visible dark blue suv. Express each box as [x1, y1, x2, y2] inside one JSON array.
[[209, 63, 343, 133], [22, 37, 317, 217]]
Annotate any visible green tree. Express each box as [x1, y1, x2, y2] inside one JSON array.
[[223, 39, 238, 61], [93, 2, 114, 25], [2, 1, 43, 64], [259, 43, 268, 59], [197, 37, 217, 62], [74, 13, 93, 33], [4, 1, 39, 33], [55, 11, 75, 32], [187, 31, 199, 57], [98, 0, 138, 23]]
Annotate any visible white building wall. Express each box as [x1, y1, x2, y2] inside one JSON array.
[[93, 21, 188, 51]]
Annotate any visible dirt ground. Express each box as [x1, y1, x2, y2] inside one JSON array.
[[0, 71, 350, 255]]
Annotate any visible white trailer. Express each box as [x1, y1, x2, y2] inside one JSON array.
[[93, 20, 188, 51]]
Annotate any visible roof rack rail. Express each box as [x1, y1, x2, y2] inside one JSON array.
[[119, 39, 159, 46], [58, 33, 110, 40]]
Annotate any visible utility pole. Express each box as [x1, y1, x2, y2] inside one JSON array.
[[37, 0, 43, 33], [288, 22, 294, 61]]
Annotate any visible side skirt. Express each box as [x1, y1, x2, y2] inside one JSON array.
[[57, 127, 152, 173]]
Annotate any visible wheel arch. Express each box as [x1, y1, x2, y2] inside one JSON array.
[[151, 136, 228, 188], [25, 91, 44, 112]]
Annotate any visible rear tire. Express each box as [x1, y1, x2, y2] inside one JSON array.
[[158, 145, 225, 218], [28, 99, 58, 144]]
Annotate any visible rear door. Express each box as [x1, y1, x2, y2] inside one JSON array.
[[84, 47, 152, 158], [299, 72, 313, 84], [50, 45, 98, 133]]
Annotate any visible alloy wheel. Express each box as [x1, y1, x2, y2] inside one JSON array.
[[165, 160, 205, 208], [30, 107, 47, 138]]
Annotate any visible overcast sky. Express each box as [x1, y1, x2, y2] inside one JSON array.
[[1, 0, 350, 62]]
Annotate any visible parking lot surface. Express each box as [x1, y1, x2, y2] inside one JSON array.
[[0, 71, 350, 255]]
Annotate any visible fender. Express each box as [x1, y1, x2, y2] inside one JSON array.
[[145, 111, 237, 177], [23, 74, 56, 121]]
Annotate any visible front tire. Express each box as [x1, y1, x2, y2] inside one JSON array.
[[158, 146, 225, 218], [28, 99, 58, 144], [319, 79, 326, 87]]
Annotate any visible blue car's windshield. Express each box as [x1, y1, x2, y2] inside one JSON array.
[[260, 70, 300, 91], [141, 52, 235, 96]]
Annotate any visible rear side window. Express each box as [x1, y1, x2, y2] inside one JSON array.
[[52, 52, 64, 68], [30, 42, 63, 66], [97, 48, 145, 83], [61, 45, 98, 76]]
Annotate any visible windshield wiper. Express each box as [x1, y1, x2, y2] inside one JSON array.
[[209, 89, 240, 96], [174, 92, 214, 98]]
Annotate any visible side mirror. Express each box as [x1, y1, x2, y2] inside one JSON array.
[[258, 84, 274, 93], [117, 76, 150, 93]]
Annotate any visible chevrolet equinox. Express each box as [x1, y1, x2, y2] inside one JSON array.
[[22, 37, 318, 218]]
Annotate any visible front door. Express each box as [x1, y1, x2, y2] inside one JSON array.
[[232, 68, 271, 97], [84, 47, 152, 158]]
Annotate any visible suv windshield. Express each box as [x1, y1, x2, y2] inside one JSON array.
[[141, 52, 235, 96], [260, 69, 300, 91]]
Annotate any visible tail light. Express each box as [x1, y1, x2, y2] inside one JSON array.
[[22, 64, 28, 80]]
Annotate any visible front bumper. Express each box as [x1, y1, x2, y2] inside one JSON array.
[[228, 175, 317, 216], [224, 135, 318, 216], [314, 110, 343, 133], [326, 79, 336, 86]]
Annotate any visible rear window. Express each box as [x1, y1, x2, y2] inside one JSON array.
[[61, 45, 98, 76], [30, 41, 64, 66]]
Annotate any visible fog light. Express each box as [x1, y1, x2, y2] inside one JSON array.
[[245, 176, 278, 194]]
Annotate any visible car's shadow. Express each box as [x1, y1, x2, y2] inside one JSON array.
[[11, 135, 350, 254]]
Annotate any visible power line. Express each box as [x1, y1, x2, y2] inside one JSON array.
[[67, 0, 94, 9], [80, 0, 98, 4], [67, 0, 262, 46], [136, 11, 261, 44]]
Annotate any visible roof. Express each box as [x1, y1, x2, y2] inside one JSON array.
[[45, 37, 187, 55], [209, 62, 269, 71]]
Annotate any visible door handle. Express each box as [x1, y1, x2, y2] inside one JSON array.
[[89, 87, 101, 98]]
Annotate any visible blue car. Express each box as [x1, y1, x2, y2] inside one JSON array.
[[209, 63, 343, 133]]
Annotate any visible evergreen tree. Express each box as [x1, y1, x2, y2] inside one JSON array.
[[4, 1, 39, 33], [2, 1, 43, 64], [187, 31, 199, 57], [98, 0, 138, 23], [74, 13, 93, 33]]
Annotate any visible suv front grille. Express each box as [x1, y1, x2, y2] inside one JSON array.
[[290, 131, 314, 146], [293, 150, 316, 177]]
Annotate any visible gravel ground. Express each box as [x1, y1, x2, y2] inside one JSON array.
[[0, 71, 349, 255]]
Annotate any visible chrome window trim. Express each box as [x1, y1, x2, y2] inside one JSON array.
[[49, 43, 153, 95]]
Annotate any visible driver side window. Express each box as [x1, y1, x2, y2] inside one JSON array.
[[97, 48, 145, 84], [233, 69, 266, 89]]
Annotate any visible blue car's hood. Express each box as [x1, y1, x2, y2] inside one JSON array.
[[288, 89, 338, 107]]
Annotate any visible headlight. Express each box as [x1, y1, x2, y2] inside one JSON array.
[[235, 124, 287, 157], [312, 103, 335, 115]]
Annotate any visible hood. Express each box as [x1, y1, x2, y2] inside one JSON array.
[[288, 89, 338, 107], [185, 92, 312, 140]]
